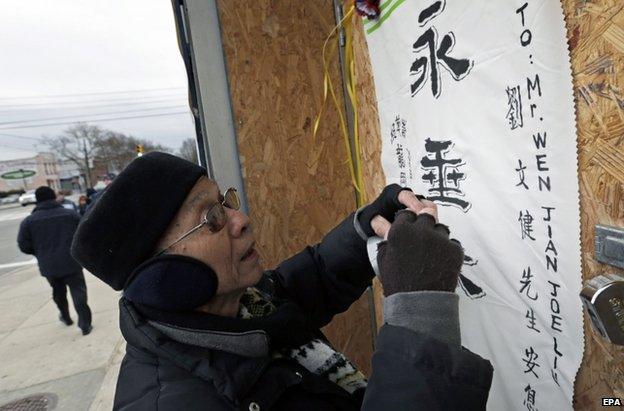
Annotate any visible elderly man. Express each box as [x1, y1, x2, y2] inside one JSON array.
[[72, 152, 492, 410]]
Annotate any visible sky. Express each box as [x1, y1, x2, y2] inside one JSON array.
[[0, 0, 195, 156]]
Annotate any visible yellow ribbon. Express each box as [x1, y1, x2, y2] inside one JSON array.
[[312, 5, 366, 206]]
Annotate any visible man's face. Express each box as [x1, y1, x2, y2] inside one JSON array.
[[156, 177, 262, 297]]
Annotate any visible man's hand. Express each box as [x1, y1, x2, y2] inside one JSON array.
[[370, 189, 437, 240], [359, 184, 434, 239], [376, 210, 464, 296]]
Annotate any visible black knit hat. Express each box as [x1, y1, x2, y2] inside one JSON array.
[[35, 186, 56, 203], [71, 152, 206, 290]]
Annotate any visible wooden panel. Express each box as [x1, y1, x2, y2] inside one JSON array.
[[561, 0, 624, 408], [216, 0, 373, 374]]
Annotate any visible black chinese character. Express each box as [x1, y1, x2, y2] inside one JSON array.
[[396, 144, 406, 168], [522, 347, 540, 378], [410, 1, 473, 98], [390, 116, 407, 145], [519, 267, 538, 300], [523, 384, 538, 411], [458, 253, 486, 299], [516, 159, 528, 189], [525, 308, 541, 333], [506, 85, 524, 130], [420, 138, 470, 211], [519, 210, 536, 241]]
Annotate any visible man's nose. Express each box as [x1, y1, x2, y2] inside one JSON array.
[[226, 208, 250, 238]]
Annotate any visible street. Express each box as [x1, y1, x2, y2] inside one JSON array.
[[0, 205, 36, 276]]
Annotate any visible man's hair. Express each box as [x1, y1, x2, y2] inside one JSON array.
[[35, 186, 56, 203]]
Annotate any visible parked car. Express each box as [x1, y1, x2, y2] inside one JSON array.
[[18, 190, 37, 206], [0, 194, 20, 205]]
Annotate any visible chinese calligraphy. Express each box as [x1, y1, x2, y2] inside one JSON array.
[[390, 115, 412, 187], [525, 308, 541, 333], [516, 159, 529, 189], [518, 210, 536, 241], [523, 384, 538, 411], [506, 85, 524, 130], [410, 0, 473, 98], [519, 267, 538, 300], [459, 252, 486, 299], [420, 138, 470, 211], [522, 347, 540, 378]]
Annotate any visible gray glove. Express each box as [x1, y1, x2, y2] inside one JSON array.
[[377, 210, 464, 296]]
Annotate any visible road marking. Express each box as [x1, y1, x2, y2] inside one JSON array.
[[0, 259, 37, 269]]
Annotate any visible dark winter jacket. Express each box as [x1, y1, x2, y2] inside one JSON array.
[[17, 200, 82, 278], [78, 204, 89, 217], [59, 198, 77, 212], [113, 214, 493, 410]]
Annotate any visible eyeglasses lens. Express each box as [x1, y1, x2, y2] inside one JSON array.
[[204, 204, 227, 232], [224, 188, 240, 210]]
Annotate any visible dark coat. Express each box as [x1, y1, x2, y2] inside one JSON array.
[[114, 214, 493, 410], [17, 200, 82, 278], [78, 204, 89, 217]]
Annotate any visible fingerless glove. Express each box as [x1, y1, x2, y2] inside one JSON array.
[[357, 184, 417, 237], [377, 210, 464, 296]]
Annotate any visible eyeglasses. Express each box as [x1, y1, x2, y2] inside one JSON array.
[[155, 187, 240, 256]]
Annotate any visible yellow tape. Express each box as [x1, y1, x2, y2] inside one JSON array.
[[312, 5, 366, 206]]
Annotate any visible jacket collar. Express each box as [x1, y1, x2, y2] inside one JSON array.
[[148, 319, 270, 357], [33, 200, 62, 212], [127, 271, 314, 351], [119, 297, 271, 403]]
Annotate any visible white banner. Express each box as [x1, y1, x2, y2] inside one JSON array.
[[364, 1, 583, 409]]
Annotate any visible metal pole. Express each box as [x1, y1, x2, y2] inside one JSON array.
[[332, 0, 378, 347], [171, 0, 208, 169], [20, 168, 27, 191], [170, 0, 249, 214], [82, 138, 92, 188]]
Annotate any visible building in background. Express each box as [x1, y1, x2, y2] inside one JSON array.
[[57, 159, 87, 192], [0, 148, 60, 192]]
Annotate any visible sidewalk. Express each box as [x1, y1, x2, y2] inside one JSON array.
[[0, 265, 124, 410]]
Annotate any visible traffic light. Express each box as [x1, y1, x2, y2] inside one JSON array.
[[135, 144, 144, 157]]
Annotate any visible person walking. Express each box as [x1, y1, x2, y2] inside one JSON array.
[[77, 195, 89, 217], [17, 186, 93, 335], [56, 190, 77, 212]]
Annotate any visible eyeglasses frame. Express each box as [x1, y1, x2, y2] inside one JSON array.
[[154, 187, 239, 257]]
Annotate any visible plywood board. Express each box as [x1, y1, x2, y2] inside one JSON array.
[[561, 0, 624, 408], [216, 0, 373, 374]]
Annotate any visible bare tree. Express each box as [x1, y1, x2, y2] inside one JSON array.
[[46, 123, 171, 186], [95, 131, 170, 173], [178, 138, 199, 164], [44, 123, 105, 188]]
